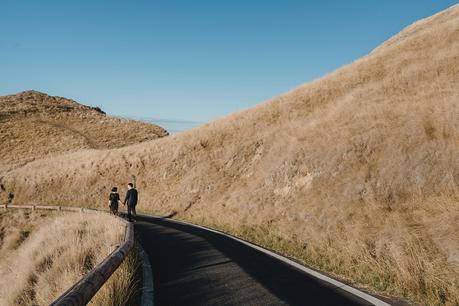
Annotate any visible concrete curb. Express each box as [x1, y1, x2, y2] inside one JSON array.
[[139, 245, 154, 306]]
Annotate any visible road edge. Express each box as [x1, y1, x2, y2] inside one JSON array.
[[139, 244, 154, 306]]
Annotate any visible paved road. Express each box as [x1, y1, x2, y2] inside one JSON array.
[[135, 215, 379, 306]]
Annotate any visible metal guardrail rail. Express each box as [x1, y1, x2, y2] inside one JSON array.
[[0, 204, 134, 306]]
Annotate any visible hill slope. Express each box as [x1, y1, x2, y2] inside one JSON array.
[[3, 5, 459, 305], [0, 90, 168, 172]]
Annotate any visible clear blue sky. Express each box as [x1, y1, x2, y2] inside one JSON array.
[[1, 1, 456, 124]]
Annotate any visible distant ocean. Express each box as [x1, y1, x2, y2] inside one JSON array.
[[130, 117, 203, 134]]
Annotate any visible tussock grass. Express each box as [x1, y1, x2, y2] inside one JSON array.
[[90, 244, 140, 306], [0, 210, 133, 306], [2, 4, 459, 305]]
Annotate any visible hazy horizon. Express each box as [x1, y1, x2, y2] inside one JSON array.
[[127, 116, 202, 133]]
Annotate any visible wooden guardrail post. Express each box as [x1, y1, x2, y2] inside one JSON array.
[[50, 222, 134, 306]]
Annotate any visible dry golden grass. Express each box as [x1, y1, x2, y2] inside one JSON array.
[[0, 209, 133, 306], [90, 244, 140, 306], [0, 90, 168, 173], [2, 4, 459, 305]]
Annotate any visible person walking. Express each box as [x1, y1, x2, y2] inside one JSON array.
[[123, 183, 138, 222], [108, 187, 121, 215]]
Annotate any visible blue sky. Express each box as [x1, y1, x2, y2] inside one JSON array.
[[1, 1, 457, 125]]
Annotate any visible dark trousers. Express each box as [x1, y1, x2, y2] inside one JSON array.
[[127, 204, 136, 221], [110, 204, 118, 215]]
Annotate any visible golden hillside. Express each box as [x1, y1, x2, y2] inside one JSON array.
[[0, 90, 168, 172], [2, 5, 459, 305]]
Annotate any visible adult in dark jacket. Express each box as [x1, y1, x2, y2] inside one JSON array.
[[123, 183, 138, 222]]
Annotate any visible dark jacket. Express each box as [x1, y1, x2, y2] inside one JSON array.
[[109, 192, 120, 206], [124, 188, 138, 206]]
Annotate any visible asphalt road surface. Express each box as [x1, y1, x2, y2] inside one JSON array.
[[135, 215, 382, 306]]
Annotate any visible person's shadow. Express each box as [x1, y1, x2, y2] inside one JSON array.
[[161, 211, 178, 219]]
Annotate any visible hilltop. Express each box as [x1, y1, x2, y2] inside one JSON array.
[[0, 90, 168, 171], [2, 5, 459, 305]]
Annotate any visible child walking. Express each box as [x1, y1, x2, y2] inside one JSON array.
[[108, 187, 121, 215]]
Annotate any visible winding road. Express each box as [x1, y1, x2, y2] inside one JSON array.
[[135, 215, 391, 306]]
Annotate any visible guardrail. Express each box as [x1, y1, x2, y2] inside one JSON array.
[[0, 204, 134, 306]]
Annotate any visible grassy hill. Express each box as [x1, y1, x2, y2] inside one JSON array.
[[0, 90, 168, 172], [2, 5, 458, 305]]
